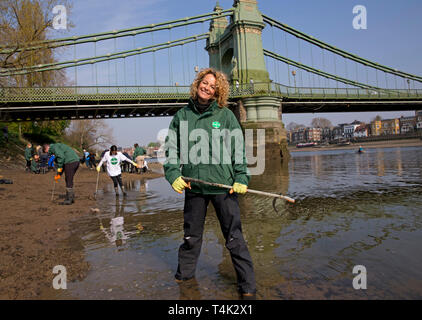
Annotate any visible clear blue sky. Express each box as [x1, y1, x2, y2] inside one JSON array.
[[56, 0, 422, 147]]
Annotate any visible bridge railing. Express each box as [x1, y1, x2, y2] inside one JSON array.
[[229, 82, 422, 99], [0, 85, 192, 103], [270, 83, 422, 99]]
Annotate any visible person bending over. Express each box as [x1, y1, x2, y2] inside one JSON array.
[[44, 143, 80, 205]]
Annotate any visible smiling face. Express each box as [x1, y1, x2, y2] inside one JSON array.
[[197, 73, 216, 104]]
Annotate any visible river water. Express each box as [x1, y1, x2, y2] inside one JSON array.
[[53, 146, 422, 299]]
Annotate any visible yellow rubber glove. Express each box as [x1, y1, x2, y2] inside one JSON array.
[[171, 176, 191, 194], [229, 182, 247, 194], [96, 165, 101, 173]]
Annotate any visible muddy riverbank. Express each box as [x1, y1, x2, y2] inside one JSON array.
[[0, 163, 163, 299]]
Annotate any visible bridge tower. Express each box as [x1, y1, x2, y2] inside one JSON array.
[[206, 0, 289, 160]]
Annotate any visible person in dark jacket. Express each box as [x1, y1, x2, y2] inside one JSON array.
[[44, 143, 80, 205], [39, 151, 49, 174], [24, 143, 33, 172], [89, 152, 96, 169], [163, 68, 255, 299]]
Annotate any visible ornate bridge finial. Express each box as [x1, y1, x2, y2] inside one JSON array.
[[214, 1, 222, 11]]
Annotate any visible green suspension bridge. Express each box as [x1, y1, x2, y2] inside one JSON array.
[[1, 0, 422, 123]]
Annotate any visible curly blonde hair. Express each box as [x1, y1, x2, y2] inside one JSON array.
[[190, 68, 229, 108]]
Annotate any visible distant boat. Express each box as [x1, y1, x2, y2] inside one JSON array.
[[296, 142, 317, 148], [337, 141, 351, 146]]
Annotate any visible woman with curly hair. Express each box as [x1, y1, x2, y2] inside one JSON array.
[[163, 68, 256, 299]]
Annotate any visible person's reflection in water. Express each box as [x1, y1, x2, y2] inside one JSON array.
[[138, 179, 148, 193], [133, 180, 148, 214], [100, 197, 128, 247], [217, 158, 291, 299], [177, 278, 202, 300]]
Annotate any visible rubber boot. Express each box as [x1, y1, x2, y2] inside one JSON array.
[[69, 189, 75, 204], [61, 188, 74, 205], [114, 187, 119, 196]]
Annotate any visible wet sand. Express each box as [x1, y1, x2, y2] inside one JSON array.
[[289, 138, 422, 153], [0, 162, 163, 299]]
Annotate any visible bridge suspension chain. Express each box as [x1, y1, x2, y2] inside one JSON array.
[[263, 14, 422, 83], [0, 34, 209, 77], [264, 49, 389, 91], [0, 10, 233, 53]]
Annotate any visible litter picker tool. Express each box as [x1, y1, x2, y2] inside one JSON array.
[[94, 170, 100, 200], [51, 170, 63, 202], [182, 177, 295, 212], [51, 179, 57, 201]]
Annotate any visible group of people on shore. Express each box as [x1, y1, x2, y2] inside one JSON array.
[[24, 142, 150, 204], [25, 143, 55, 174], [25, 143, 149, 175]]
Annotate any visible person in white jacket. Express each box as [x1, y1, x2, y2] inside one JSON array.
[[97, 145, 138, 196]]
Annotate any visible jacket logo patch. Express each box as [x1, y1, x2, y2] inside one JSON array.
[[111, 157, 118, 165], [212, 121, 221, 129]]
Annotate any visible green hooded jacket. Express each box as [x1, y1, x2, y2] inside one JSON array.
[[49, 143, 80, 169], [163, 98, 250, 195], [30, 159, 39, 173], [24, 147, 33, 161], [133, 146, 146, 158]]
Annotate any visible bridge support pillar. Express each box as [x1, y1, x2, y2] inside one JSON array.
[[232, 96, 290, 163], [206, 1, 289, 164]]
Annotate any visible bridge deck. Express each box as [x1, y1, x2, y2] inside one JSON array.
[[1, 83, 422, 121]]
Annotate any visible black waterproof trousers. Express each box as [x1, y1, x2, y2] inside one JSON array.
[[64, 161, 79, 188], [111, 174, 123, 188], [176, 191, 256, 294]]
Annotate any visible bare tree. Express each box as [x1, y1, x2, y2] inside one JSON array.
[[286, 122, 305, 131], [373, 115, 382, 121], [0, 0, 73, 87], [311, 117, 333, 128], [66, 120, 114, 151], [1, 0, 74, 138]]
